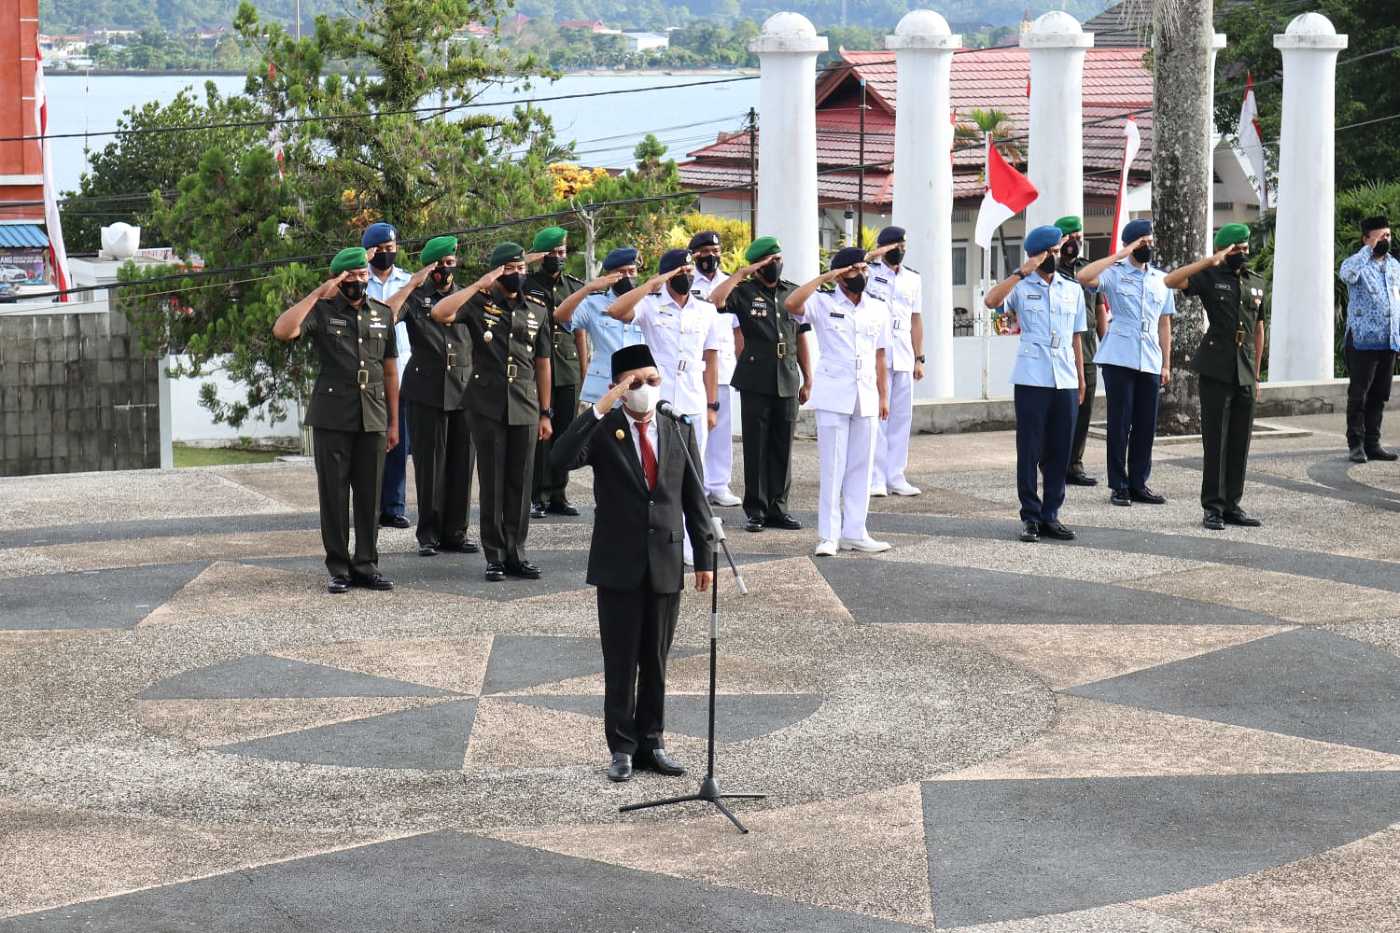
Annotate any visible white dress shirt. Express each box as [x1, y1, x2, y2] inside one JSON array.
[[592, 405, 660, 474], [795, 287, 892, 416], [367, 265, 415, 386], [631, 288, 725, 416], [690, 269, 737, 384], [865, 260, 921, 373]]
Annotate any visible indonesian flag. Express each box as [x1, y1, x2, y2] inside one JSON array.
[[1110, 116, 1142, 248], [973, 139, 1038, 249], [1237, 72, 1269, 209], [34, 50, 72, 301]]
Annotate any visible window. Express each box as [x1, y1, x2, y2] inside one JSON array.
[[951, 245, 967, 287]]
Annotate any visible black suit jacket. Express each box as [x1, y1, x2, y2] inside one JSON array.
[[550, 406, 716, 592]]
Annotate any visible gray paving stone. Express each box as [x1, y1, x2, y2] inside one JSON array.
[[479, 634, 702, 695], [141, 655, 458, 701], [507, 693, 823, 742], [0, 562, 209, 630]]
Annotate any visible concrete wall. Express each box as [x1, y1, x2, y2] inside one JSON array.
[[167, 354, 302, 446]]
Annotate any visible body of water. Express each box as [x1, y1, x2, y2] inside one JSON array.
[[44, 72, 759, 196]]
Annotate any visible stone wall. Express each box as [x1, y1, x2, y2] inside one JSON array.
[[0, 306, 160, 476]]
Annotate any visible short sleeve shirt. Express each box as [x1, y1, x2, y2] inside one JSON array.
[[632, 289, 725, 416], [366, 266, 414, 386], [795, 287, 891, 416], [568, 290, 647, 404], [1005, 272, 1086, 390], [865, 260, 921, 372], [1091, 261, 1175, 374]]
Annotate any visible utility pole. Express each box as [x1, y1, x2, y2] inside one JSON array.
[[747, 107, 757, 240], [856, 78, 866, 243]]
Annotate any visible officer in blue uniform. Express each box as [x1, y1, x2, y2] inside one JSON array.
[[553, 247, 648, 408], [1338, 216, 1400, 463]]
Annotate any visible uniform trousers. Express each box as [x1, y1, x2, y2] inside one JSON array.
[[597, 578, 681, 755], [1344, 334, 1396, 450], [313, 426, 386, 579], [379, 393, 411, 518], [1100, 364, 1161, 493], [1013, 385, 1076, 524], [704, 385, 737, 496], [1199, 375, 1255, 515], [738, 391, 798, 522], [815, 408, 878, 543], [532, 381, 579, 505], [873, 369, 914, 490], [408, 403, 474, 549], [1069, 354, 1099, 473], [469, 413, 536, 565]]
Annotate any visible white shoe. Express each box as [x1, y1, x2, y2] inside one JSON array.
[[813, 539, 838, 557], [888, 480, 922, 497], [870, 485, 889, 498], [839, 536, 892, 553], [707, 489, 742, 507]]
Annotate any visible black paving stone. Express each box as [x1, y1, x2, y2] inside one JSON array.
[[0, 562, 209, 630], [922, 771, 1400, 928], [506, 693, 823, 742], [2, 512, 320, 549], [479, 635, 703, 695], [141, 655, 458, 701]]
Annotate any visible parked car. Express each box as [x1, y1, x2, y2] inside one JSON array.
[[0, 281, 16, 303]]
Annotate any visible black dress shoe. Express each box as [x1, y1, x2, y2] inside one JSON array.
[[1202, 511, 1226, 530], [744, 516, 766, 533], [504, 560, 542, 580], [636, 747, 687, 776], [327, 576, 351, 594], [607, 752, 633, 782], [763, 512, 803, 530], [1222, 510, 1262, 527], [1110, 488, 1132, 507], [530, 502, 547, 519], [1038, 520, 1076, 541], [484, 561, 507, 582], [418, 545, 438, 557], [1365, 446, 1399, 462], [438, 538, 481, 554], [379, 513, 411, 529], [1349, 446, 1368, 463], [351, 573, 394, 591], [1066, 470, 1100, 487], [1130, 487, 1166, 505], [546, 500, 580, 516], [1020, 520, 1040, 543]]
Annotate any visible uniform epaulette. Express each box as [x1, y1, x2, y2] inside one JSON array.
[[816, 284, 836, 294], [778, 278, 798, 289], [904, 264, 920, 275]]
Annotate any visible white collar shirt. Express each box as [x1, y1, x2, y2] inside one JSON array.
[[795, 286, 891, 416], [632, 288, 724, 415], [690, 268, 737, 381], [866, 260, 921, 372], [367, 265, 415, 385]]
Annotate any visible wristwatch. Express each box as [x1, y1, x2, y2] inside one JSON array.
[[707, 401, 721, 412], [541, 407, 554, 419], [1011, 270, 1026, 280], [915, 355, 926, 364]]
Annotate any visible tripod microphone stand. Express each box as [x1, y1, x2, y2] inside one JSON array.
[[620, 408, 766, 834]]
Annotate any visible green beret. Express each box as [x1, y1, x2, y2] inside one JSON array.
[[1054, 215, 1083, 235], [420, 235, 458, 265], [1214, 223, 1250, 250], [488, 241, 524, 268], [531, 226, 567, 251], [744, 236, 781, 263], [329, 247, 367, 275]]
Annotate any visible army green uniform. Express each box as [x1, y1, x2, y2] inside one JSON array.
[[525, 269, 585, 509], [301, 293, 397, 579], [722, 277, 808, 523], [451, 285, 552, 565], [401, 280, 475, 550], [1186, 265, 1266, 516], [1059, 257, 1105, 476]]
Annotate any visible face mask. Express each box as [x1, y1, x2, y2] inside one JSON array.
[[842, 273, 867, 295], [542, 255, 562, 275], [624, 381, 659, 414], [430, 265, 454, 289], [1374, 238, 1392, 257], [1225, 252, 1248, 272], [1132, 245, 1153, 264], [369, 249, 396, 271], [670, 274, 692, 295], [1060, 240, 1080, 262], [612, 276, 635, 296], [1038, 254, 1057, 275], [499, 272, 522, 294], [758, 260, 782, 285], [340, 280, 366, 302], [885, 248, 904, 267], [695, 254, 719, 275]]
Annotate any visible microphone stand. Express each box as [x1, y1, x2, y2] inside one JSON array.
[[619, 408, 766, 834]]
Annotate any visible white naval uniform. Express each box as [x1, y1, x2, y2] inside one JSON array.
[[691, 269, 737, 496], [865, 260, 920, 491], [794, 286, 892, 544]]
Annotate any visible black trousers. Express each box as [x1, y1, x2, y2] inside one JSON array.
[[1344, 335, 1396, 449], [1069, 357, 1098, 473], [408, 403, 474, 549], [1014, 385, 1076, 524], [470, 412, 536, 565], [532, 382, 578, 505], [738, 390, 798, 521], [597, 578, 682, 755], [312, 426, 386, 579], [1199, 375, 1255, 516], [1100, 363, 1161, 493]]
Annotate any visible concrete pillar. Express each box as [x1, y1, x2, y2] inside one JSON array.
[[888, 10, 961, 401], [1022, 12, 1094, 236], [749, 13, 827, 283], [1270, 13, 1347, 382], [1206, 33, 1227, 236]]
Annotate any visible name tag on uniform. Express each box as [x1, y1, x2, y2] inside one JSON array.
[[329, 318, 347, 327], [874, 276, 889, 285], [831, 312, 845, 319], [1050, 333, 1062, 349], [1025, 294, 1043, 303], [370, 323, 387, 330]]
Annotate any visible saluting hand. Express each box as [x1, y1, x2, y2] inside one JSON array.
[[694, 571, 713, 592], [473, 266, 504, 290], [1119, 236, 1149, 260], [594, 379, 631, 417], [743, 255, 778, 277], [1210, 244, 1242, 267], [319, 273, 346, 298], [588, 270, 625, 291], [865, 242, 899, 261], [524, 250, 547, 265], [1019, 253, 1046, 277]]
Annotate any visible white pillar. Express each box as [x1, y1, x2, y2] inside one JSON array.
[[749, 13, 827, 283], [1270, 13, 1347, 383], [888, 10, 961, 401], [1206, 33, 1227, 236], [1022, 12, 1093, 236]]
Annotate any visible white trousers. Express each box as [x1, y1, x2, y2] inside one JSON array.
[[682, 412, 709, 565], [704, 385, 735, 495], [816, 409, 878, 543], [873, 370, 913, 489]]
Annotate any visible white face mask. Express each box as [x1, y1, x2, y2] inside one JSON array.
[[624, 382, 659, 414]]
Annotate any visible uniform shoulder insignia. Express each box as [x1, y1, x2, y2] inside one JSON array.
[[816, 284, 836, 294], [366, 297, 391, 313], [525, 293, 548, 306], [904, 264, 920, 275], [778, 278, 798, 289]]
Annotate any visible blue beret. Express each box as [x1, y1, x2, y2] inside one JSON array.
[[1023, 225, 1064, 256], [688, 230, 721, 250], [658, 248, 691, 274], [1121, 218, 1152, 243], [361, 222, 397, 248], [602, 247, 638, 271], [830, 246, 866, 270], [877, 226, 906, 246]]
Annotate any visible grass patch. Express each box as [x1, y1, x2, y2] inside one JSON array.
[[173, 444, 284, 468]]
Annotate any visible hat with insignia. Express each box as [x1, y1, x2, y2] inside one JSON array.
[[330, 247, 368, 274], [688, 230, 721, 250], [611, 343, 657, 379], [420, 235, 458, 264], [658, 248, 691, 274], [1213, 223, 1250, 249], [744, 236, 781, 263], [531, 226, 567, 251], [1121, 218, 1153, 243], [602, 246, 639, 271], [1054, 215, 1083, 235], [1361, 215, 1390, 235], [488, 241, 525, 268], [1024, 225, 1064, 256], [361, 222, 397, 248], [830, 245, 866, 271], [877, 225, 906, 246]]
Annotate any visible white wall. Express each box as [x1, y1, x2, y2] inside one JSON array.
[[168, 354, 302, 445], [953, 335, 1020, 400]]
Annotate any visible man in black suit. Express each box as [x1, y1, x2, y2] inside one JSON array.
[[550, 344, 716, 783]]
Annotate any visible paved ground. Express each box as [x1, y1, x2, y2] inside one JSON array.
[[3, 411, 1400, 931]]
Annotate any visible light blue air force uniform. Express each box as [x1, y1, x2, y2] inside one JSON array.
[[1091, 262, 1175, 375], [566, 292, 646, 404], [1007, 272, 1087, 389]]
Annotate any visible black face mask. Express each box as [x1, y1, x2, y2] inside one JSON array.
[[499, 272, 522, 294], [542, 254, 563, 275], [1374, 238, 1392, 258], [842, 273, 867, 295], [670, 274, 692, 295], [369, 249, 396, 271], [885, 248, 904, 267], [1060, 240, 1080, 262], [612, 277, 635, 296], [1038, 254, 1057, 275], [1132, 245, 1153, 264], [695, 254, 720, 275], [1225, 252, 1248, 273], [758, 260, 782, 285], [340, 280, 366, 303], [430, 265, 454, 289]]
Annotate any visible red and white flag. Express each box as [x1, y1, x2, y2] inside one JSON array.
[[34, 50, 72, 301], [973, 138, 1038, 249], [1237, 72, 1269, 209], [1110, 116, 1142, 248]]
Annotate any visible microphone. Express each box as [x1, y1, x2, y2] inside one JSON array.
[[655, 400, 691, 424]]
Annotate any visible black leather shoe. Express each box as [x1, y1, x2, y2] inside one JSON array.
[[418, 545, 437, 557], [1130, 487, 1166, 505], [547, 500, 580, 516], [636, 747, 687, 776], [530, 502, 547, 519], [1222, 510, 1262, 527], [1202, 511, 1226, 531], [744, 516, 765, 533], [763, 512, 803, 530], [1020, 520, 1040, 543], [1349, 446, 1368, 463], [504, 560, 542, 580], [1066, 470, 1100, 487], [484, 561, 507, 582], [379, 513, 411, 529], [352, 573, 394, 591], [327, 576, 351, 594], [1039, 520, 1076, 541], [1365, 446, 1399, 462], [1110, 488, 1132, 507], [438, 538, 481, 554], [607, 752, 633, 782]]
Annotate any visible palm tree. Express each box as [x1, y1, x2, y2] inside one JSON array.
[[955, 108, 1023, 277]]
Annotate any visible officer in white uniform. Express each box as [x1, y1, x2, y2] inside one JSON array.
[[864, 226, 924, 498], [785, 246, 892, 557], [687, 230, 742, 508]]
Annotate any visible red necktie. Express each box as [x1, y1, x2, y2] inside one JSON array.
[[636, 421, 658, 491]]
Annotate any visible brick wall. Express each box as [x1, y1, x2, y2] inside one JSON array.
[[0, 307, 161, 476]]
